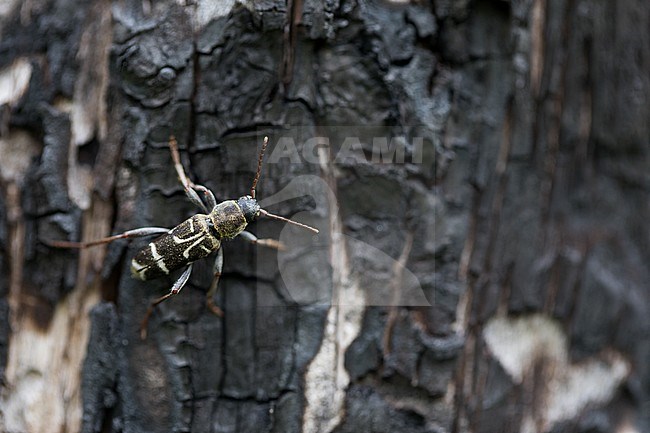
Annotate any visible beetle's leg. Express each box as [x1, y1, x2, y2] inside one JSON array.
[[168, 136, 217, 212], [140, 263, 193, 339], [239, 230, 286, 251], [193, 184, 217, 210], [44, 227, 170, 249], [206, 247, 224, 316]]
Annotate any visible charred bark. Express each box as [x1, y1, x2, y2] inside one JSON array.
[[0, 1, 648, 433]]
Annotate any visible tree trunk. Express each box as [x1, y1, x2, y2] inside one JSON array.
[[0, 1, 648, 432]]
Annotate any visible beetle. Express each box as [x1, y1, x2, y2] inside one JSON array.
[[48, 136, 318, 338]]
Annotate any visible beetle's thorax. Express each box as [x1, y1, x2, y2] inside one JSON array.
[[209, 200, 249, 239]]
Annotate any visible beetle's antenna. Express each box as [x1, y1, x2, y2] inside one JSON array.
[[259, 209, 319, 233], [250, 136, 269, 199]]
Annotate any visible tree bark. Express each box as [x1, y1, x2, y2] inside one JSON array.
[[0, 1, 648, 433]]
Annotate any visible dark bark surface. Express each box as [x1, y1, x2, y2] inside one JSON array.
[[0, 1, 648, 433]]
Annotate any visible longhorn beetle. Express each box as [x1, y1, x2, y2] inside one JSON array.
[[48, 136, 319, 338]]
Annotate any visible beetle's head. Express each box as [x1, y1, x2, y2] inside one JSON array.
[[237, 195, 261, 223]]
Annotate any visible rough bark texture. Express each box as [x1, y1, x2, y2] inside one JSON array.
[[0, 1, 648, 433]]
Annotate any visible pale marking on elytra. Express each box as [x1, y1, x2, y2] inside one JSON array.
[[182, 236, 207, 259], [150, 242, 170, 274], [131, 259, 146, 277], [172, 230, 203, 245], [170, 218, 219, 258]]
